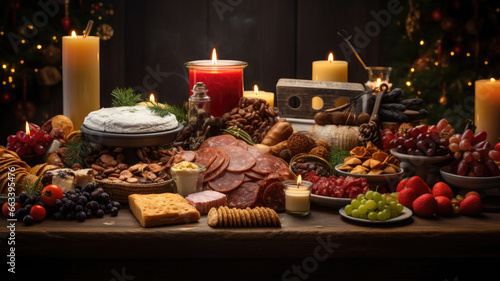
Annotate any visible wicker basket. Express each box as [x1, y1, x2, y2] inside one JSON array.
[[96, 178, 175, 204]]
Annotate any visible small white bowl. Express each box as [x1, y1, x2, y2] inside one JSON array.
[[335, 164, 404, 191]]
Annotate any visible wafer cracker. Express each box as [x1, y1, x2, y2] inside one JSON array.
[[207, 207, 218, 227]]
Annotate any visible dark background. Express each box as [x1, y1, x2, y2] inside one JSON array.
[[0, 0, 390, 140]]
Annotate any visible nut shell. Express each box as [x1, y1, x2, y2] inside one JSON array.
[[309, 146, 329, 160], [287, 132, 314, 156]]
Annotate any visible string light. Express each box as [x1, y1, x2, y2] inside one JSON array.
[[450, 51, 455, 56], [410, 68, 415, 72], [468, 82, 472, 86], [406, 81, 412, 86], [0, 31, 4, 35], [20, 60, 24, 64], [37, 45, 42, 49], [484, 61, 489, 65], [434, 62, 439, 66], [34, 68, 38, 72], [52, 36, 57, 41], [419, 40, 424, 45], [2, 64, 6, 69], [21, 39, 25, 44], [417, 91, 422, 95], [466, 53, 471, 57], [10, 68, 15, 73], [8, 76, 13, 83]]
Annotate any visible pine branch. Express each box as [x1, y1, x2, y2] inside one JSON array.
[[111, 87, 143, 107], [64, 133, 94, 167], [147, 101, 187, 123]]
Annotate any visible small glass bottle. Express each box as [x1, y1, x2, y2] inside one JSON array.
[[188, 82, 211, 119]]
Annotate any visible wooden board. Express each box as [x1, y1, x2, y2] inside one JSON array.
[[276, 78, 365, 119]]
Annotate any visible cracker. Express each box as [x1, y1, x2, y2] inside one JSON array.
[[217, 206, 224, 227], [128, 193, 200, 228], [207, 207, 218, 227], [233, 208, 241, 227], [224, 206, 233, 227], [265, 207, 279, 227], [220, 206, 228, 227], [30, 163, 46, 176], [258, 207, 272, 226], [246, 207, 256, 227], [239, 209, 247, 227], [252, 208, 263, 226]]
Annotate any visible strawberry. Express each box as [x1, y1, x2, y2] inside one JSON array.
[[396, 178, 409, 192], [432, 182, 454, 199], [406, 176, 432, 196], [435, 196, 452, 216], [398, 187, 417, 210], [460, 194, 483, 216], [412, 194, 438, 217]]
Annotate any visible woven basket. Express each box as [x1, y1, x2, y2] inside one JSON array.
[[96, 178, 174, 204]]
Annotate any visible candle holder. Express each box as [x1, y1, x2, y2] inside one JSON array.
[[283, 180, 313, 216], [185, 60, 247, 118], [364, 66, 392, 92]]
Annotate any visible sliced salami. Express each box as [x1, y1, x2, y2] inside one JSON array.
[[203, 153, 229, 182], [235, 139, 248, 150], [245, 170, 266, 180], [200, 135, 238, 149], [262, 181, 286, 211], [178, 150, 197, 162], [265, 154, 289, 170], [275, 167, 297, 181], [195, 147, 218, 168], [219, 145, 256, 172], [251, 155, 276, 174], [226, 181, 260, 209], [208, 171, 245, 193], [205, 150, 226, 175]]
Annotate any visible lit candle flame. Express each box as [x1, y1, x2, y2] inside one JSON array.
[[491, 78, 496, 82], [71, 30, 77, 38], [328, 53, 334, 63], [297, 174, 302, 188], [211, 48, 218, 65], [149, 93, 156, 103], [25, 121, 30, 135], [376, 78, 381, 86], [254, 85, 259, 95]]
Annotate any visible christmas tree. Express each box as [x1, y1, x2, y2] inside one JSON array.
[[385, 0, 500, 131]]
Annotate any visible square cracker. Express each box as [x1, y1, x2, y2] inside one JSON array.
[[128, 193, 200, 228]]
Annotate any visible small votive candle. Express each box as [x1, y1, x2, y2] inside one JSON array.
[[283, 177, 313, 216]]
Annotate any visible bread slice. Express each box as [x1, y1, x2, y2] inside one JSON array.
[[128, 193, 200, 227]]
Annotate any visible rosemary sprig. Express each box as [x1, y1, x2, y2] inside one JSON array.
[[146, 101, 187, 123], [64, 132, 94, 167], [15, 176, 42, 196], [223, 125, 255, 145], [111, 87, 143, 107]]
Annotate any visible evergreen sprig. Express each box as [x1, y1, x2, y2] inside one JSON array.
[[111, 87, 143, 107], [64, 133, 94, 167], [146, 101, 187, 123]]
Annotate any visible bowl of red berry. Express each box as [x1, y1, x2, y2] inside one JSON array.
[[5, 122, 53, 166], [304, 170, 370, 208]]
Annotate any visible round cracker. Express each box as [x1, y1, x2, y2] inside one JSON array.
[[239, 209, 247, 227], [242, 209, 251, 227], [266, 207, 281, 227], [252, 208, 263, 227], [207, 207, 218, 227], [259, 207, 272, 227], [233, 208, 241, 227], [217, 206, 223, 227], [224, 206, 232, 227], [246, 207, 256, 227]]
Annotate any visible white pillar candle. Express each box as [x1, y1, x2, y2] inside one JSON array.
[[312, 53, 348, 82], [475, 78, 500, 145], [243, 85, 274, 107]]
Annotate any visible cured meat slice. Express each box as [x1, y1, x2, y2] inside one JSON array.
[[235, 139, 248, 150], [200, 135, 238, 149], [203, 153, 229, 182], [219, 145, 256, 172], [205, 150, 226, 175], [251, 155, 276, 174], [275, 167, 297, 181], [226, 182, 260, 209], [208, 171, 245, 193], [178, 150, 197, 162], [262, 181, 286, 211], [265, 154, 289, 170], [195, 147, 218, 168], [245, 170, 266, 180], [185, 190, 227, 215]]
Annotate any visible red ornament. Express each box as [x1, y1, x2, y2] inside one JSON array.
[[431, 9, 444, 22], [61, 16, 71, 32]]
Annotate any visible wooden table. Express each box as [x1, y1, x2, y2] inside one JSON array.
[[2, 203, 500, 280]]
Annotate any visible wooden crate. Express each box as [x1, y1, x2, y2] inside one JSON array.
[[276, 78, 366, 119]]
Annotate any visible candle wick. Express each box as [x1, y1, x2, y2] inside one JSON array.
[[83, 20, 94, 38]]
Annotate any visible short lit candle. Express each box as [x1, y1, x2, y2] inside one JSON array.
[[185, 48, 247, 117], [62, 30, 100, 130], [312, 53, 348, 82], [283, 175, 313, 216], [243, 85, 274, 107], [475, 78, 500, 145]]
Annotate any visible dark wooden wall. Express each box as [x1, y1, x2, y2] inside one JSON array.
[[100, 0, 388, 109]]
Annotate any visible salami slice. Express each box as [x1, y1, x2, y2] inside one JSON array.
[[275, 167, 297, 181], [235, 139, 248, 150], [195, 147, 218, 168], [265, 154, 289, 170], [178, 150, 197, 162], [205, 150, 226, 175], [226, 182, 260, 209], [203, 153, 229, 182], [262, 181, 286, 211], [219, 145, 256, 172], [245, 170, 266, 180], [200, 135, 238, 149], [208, 171, 245, 193]]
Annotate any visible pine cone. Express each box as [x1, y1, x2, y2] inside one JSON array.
[[358, 121, 381, 147]]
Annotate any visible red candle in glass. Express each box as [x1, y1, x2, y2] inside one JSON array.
[[185, 49, 247, 117]]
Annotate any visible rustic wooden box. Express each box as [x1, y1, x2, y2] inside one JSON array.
[[276, 78, 366, 119]]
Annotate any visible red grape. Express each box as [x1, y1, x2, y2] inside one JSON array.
[[28, 137, 38, 146], [15, 145, 32, 156], [471, 160, 485, 177], [462, 129, 473, 141], [471, 131, 487, 146], [454, 152, 462, 160], [436, 118, 448, 131], [33, 144, 46, 155], [7, 135, 17, 145], [429, 125, 439, 132], [416, 124, 428, 134], [483, 158, 500, 176], [459, 139, 471, 151], [457, 160, 469, 176], [404, 139, 416, 149], [34, 131, 46, 142], [463, 151, 473, 163], [489, 150, 500, 162]]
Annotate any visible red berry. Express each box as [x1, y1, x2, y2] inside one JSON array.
[[432, 182, 454, 199], [7, 135, 17, 144], [412, 194, 438, 218], [460, 195, 483, 216], [435, 196, 453, 216]]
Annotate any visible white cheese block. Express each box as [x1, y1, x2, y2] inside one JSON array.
[[49, 168, 76, 192], [73, 169, 95, 188]]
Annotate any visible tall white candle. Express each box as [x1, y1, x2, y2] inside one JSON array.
[[62, 31, 100, 130], [312, 53, 348, 82], [475, 78, 500, 145]]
